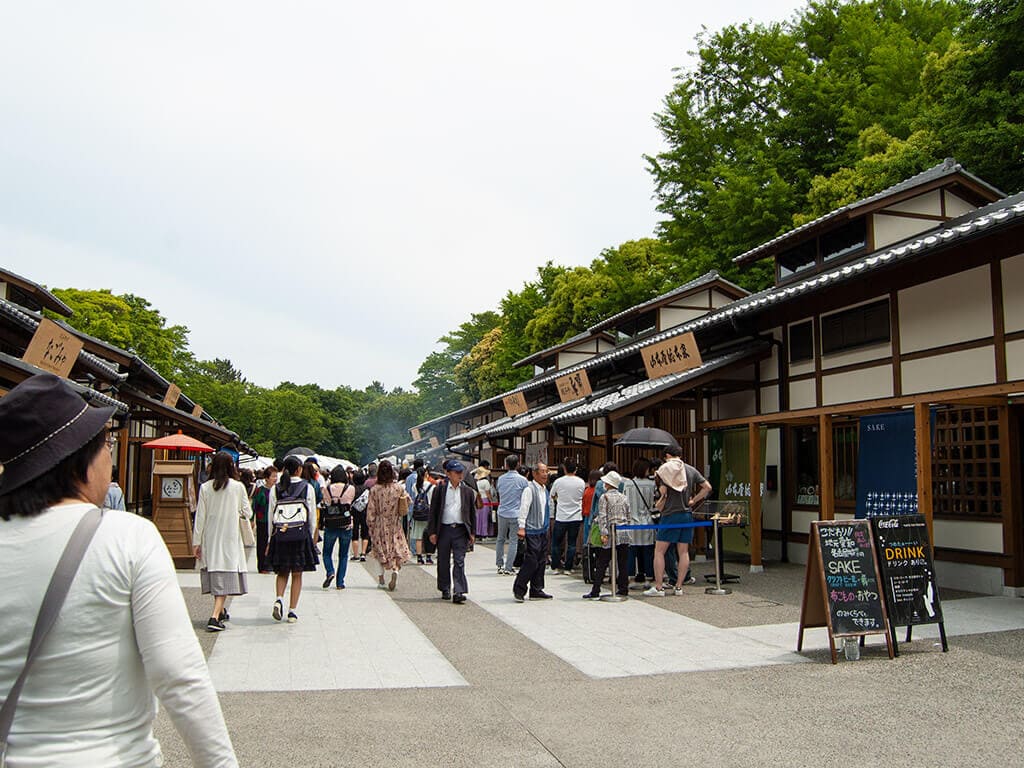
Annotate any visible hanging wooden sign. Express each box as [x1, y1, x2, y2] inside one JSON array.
[[502, 391, 528, 418], [191, 404, 204, 418], [797, 519, 894, 664], [22, 318, 84, 378], [163, 383, 182, 408], [429, 437, 440, 449], [641, 332, 702, 381], [410, 427, 422, 441], [555, 369, 592, 402]]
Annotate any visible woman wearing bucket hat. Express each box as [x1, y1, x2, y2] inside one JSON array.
[[583, 470, 632, 599], [0, 374, 236, 767]]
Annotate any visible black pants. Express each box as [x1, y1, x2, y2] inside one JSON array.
[[514, 532, 548, 597], [589, 544, 630, 596], [436, 524, 469, 595]]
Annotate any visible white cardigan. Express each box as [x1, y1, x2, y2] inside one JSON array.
[[0, 503, 237, 767], [193, 478, 252, 572]]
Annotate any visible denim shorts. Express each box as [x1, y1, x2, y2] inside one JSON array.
[[656, 511, 694, 544]]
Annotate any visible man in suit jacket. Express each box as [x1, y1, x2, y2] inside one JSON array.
[[427, 460, 477, 603]]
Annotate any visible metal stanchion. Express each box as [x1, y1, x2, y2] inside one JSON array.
[[705, 517, 731, 595], [600, 523, 626, 602]]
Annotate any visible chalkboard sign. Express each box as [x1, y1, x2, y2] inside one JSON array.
[[798, 520, 894, 663]]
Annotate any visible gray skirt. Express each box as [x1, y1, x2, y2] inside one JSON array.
[[200, 569, 249, 596]]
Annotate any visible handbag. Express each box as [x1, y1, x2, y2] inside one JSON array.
[[0, 507, 104, 762], [272, 500, 309, 542], [396, 490, 409, 518], [239, 516, 256, 548]]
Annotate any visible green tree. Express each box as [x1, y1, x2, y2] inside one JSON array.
[[413, 311, 501, 412]]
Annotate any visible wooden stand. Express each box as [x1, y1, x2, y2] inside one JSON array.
[[152, 460, 197, 568]]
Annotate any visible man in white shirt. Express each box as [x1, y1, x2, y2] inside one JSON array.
[[513, 462, 554, 602], [549, 459, 586, 574], [426, 460, 476, 603]]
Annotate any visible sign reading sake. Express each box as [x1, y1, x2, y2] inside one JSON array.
[[502, 391, 528, 418], [641, 332, 702, 380], [22, 318, 84, 378], [555, 369, 592, 402]]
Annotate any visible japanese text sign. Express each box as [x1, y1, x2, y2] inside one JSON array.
[[555, 369, 592, 402], [22, 318, 83, 378], [641, 332, 703, 381], [163, 383, 181, 408], [502, 391, 528, 418]]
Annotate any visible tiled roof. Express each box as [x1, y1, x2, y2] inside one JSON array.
[[485, 387, 618, 437], [445, 416, 513, 446], [0, 351, 129, 412], [733, 158, 1003, 265], [0, 267, 74, 316], [586, 271, 746, 334], [550, 343, 770, 425], [513, 329, 616, 369]]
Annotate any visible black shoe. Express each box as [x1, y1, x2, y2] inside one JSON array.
[[616, 591, 630, 597], [350, 555, 359, 561], [452, 593, 466, 604], [417, 555, 425, 565], [206, 617, 226, 632], [322, 574, 334, 589], [359, 555, 366, 562], [529, 591, 553, 600], [582, 592, 600, 599], [441, 591, 451, 601], [218, 610, 229, 622], [513, 592, 525, 603]]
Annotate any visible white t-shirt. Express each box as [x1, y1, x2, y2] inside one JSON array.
[[550, 474, 586, 522], [0, 503, 237, 767]]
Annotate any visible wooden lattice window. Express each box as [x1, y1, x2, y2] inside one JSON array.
[[932, 406, 1002, 520]]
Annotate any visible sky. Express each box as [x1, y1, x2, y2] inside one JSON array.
[[1, 1, 802, 392]]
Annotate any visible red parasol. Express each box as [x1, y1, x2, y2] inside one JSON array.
[[143, 430, 215, 453]]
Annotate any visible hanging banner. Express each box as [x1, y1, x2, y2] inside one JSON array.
[[163, 383, 181, 408], [502, 391, 528, 418], [713, 427, 766, 556], [22, 318, 84, 378], [641, 332, 703, 381], [555, 369, 592, 402], [525, 442, 548, 469], [856, 411, 918, 518]]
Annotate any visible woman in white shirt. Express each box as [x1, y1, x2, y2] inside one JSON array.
[[193, 451, 253, 632], [0, 373, 237, 767]]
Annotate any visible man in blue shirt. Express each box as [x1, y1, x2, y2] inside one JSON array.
[[494, 454, 527, 575]]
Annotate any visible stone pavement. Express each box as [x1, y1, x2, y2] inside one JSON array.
[[156, 545, 1024, 767]]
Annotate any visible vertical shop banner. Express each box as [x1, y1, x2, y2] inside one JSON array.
[[856, 411, 918, 518], [719, 428, 766, 502]]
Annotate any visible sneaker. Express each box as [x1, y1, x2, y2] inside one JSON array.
[[582, 592, 600, 599], [206, 617, 226, 632], [643, 586, 666, 597], [674, 586, 686, 595], [350, 555, 360, 561], [359, 555, 366, 562], [529, 591, 553, 600], [219, 610, 230, 622], [441, 591, 451, 601], [287, 611, 298, 623], [452, 593, 466, 604], [513, 592, 525, 603], [425, 556, 433, 565], [684, 575, 697, 585], [418, 556, 425, 565], [272, 599, 283, 621], [323, 574, 334, 589], [497, 567, 504, 574]]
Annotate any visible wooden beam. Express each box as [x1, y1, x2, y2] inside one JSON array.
[[819, 414, 834, 520], [1000, 406, 1021, 587], [914, 402, 934, 543], [749, 422, 763, 568]]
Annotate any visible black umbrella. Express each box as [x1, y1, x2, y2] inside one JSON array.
[[285, 446, 317, 457], [614, 427, 680, 449]]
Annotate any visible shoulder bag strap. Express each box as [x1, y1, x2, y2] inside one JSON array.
[[0, 506, 104, 765], [630, 478, 652, 512]]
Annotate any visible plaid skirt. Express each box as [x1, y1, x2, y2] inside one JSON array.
[[268, 533, 319, 573]]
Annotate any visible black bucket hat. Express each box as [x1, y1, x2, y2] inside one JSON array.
[[0, 374, 116, 496]]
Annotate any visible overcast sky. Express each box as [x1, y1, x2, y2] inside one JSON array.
[[1, 1, 801, 392]]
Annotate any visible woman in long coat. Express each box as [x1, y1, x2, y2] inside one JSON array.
[[193, 452, 253, 631], [365, 460, 411, 591]]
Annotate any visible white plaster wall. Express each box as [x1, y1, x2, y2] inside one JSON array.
[[760, 328, 782, 380], [1007, 339, 1024, 381], [789, 378, 816, 409], [1002, 253, 1024, 333], [760, 384, 780, 413], [660, 306, 707, 329], [944, 191, 977, 218], [712, 289, 734, 308], [935, 561, 1005, 595], [762, 427, 782, 530], [884, 189, 941, 216], [933, 519, 1003, 553], [713, 391, 757, 420], [901, 346, 996, 394], [557, 350, 594, 370], [792, 510, 820, 535], [898, 266, 993, 353], [821, 341, 892, 369], [873, 213, 939, 250], [822, 365, 893, 406]]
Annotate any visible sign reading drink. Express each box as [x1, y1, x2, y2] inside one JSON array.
[[22, 318, 84, 378], [641, 332, 702, 380], [502, 391, 528, 418], [871, 515, 944, 629], [555, 369, 592, 402]]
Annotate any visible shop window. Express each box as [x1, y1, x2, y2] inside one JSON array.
[[833, 423, 858, 503], [822, 219, 867, 262], [933, 406, 1003, 519], [789, 321, 814, 363], [820, 299, 890, 355], [778, 241, 816, 281], [793, 425, 819, 505]]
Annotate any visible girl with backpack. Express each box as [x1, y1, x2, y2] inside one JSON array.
[[320, 466, 355, 589], [266, 455, 319, 623], [410, 466, 434, 565]]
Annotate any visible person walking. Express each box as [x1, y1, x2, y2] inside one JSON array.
[[549, 459, 585, 574], [320, 466, 355, 589], [0, 374, 237, 767], [104, 469, 126, 510], [426, 460, 476, 603], [644, 444, 712, 597], [494, 454, 527, 575], [349, 469, 371, 562], [583, 470, 632, 599], [366, 460, 410, 591], [513, 462, 554, 602], [409, 465, 433, 565], [193, 452, 253, 631], [267, 455, 318, 623], [251, 467, 278, 573], [473, 465, 495, 538]]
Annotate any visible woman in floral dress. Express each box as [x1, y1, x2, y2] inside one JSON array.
[[366, 460, 411, 591]]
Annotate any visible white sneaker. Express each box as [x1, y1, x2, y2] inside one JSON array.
[[643, 586, 665, 597], [673, 586, 685, 596]]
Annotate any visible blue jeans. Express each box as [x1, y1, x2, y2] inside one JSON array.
[[550, 520, 581, 571], [323, 527, 353, 586]]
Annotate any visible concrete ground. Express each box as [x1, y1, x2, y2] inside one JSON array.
[[156, 545, 1024, 767]]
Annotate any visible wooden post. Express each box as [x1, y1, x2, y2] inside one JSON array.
[[749, 421, 763, 570], [914, 402, 934, 543], [604, 415, 613, 464], [819, 413, 834, 520]]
